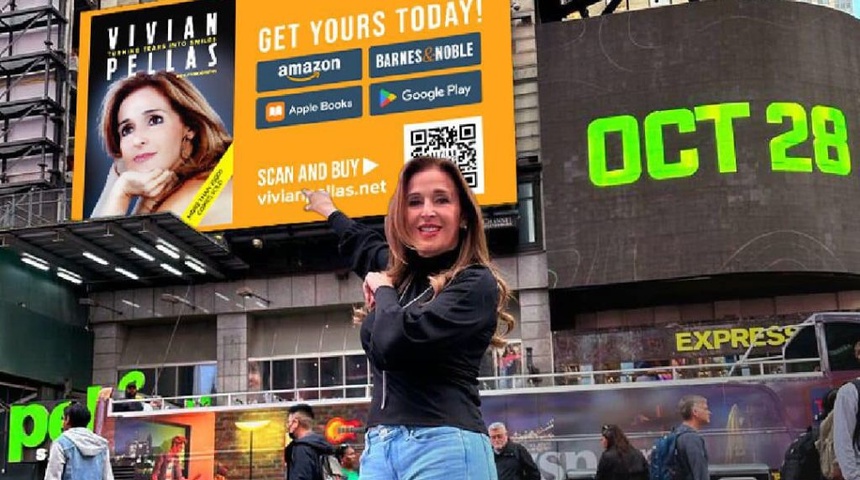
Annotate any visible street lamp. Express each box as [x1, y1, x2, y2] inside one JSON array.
[[234, 420, 270, 480]]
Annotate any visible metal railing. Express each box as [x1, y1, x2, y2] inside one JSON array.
[[479, 356, 821, 392], [108, 356, 822, 415]]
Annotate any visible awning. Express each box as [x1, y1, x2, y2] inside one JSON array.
[[0, 212, 248, 287]]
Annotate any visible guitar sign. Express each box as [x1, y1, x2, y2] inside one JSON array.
[[324, 417, 364, 444]]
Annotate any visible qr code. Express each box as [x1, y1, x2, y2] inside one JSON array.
[[403, 116, 484, 194]]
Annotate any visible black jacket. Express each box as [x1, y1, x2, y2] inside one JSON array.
[[284, 432, 335, 480], [494, 441, 541, 480], [595, 446, 649, 480], [329, 212, 499, 433]]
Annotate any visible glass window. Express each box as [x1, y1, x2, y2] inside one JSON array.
[[118, 364, 216, 399], [296, 358, 319, 400], [272, 359, 295, 390], [155, 367, 177, 397], [195, 364, 217, 396], [345, 354, 368, 398], [247, 360, 268, 391], [518, 182, 536, 244], [320, 357, 344, 398], [516, 173, 542, 249], [825, 322, 860, 372], [248, 354, 370, 399], [177, 365, 195, 396]]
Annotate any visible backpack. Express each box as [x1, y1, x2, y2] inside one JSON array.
[[319, 452, 344, 480], [780, 426, 821, 480], [817, 413, 839, 480], [817, 379, 860, 480], [649, 430, 687, 480]]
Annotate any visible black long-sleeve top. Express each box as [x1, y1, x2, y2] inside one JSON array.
[[595, 445, 649, 480], [328, 211, 499, 433]]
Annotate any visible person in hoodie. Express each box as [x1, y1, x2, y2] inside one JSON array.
[[594, 424, 648, 480], [44, 402, 114, 480], [284, 403, 337, 480], [303, 156, 515, 480], [674, 395, 712, 480]]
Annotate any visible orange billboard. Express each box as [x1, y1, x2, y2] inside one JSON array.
[[72, 0, 517, 231]]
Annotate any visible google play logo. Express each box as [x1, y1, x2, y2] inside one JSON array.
[[379, 88, 397, 108]]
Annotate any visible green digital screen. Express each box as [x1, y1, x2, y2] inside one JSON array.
[[587, 102, 850, 187], [537, 0, 860, 288]]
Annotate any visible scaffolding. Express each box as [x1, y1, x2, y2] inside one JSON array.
[[0, 0, 72, 194], [0, 185, 67, 228]]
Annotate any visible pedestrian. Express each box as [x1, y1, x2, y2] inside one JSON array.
[[675, 395, 711, 480], [488, 422, 540, 480], [44, 402, 114, 480], [834, 380, 860, 480], [284, 404, 338, 480], [112, 382, 143, 412], [336, 444, 360, 480], [303, 156, 515, 479], [595, 424, 648, 480]]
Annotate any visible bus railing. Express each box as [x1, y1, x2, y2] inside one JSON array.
[[109, 356, 822, 415], [480, 356, 821, 391]]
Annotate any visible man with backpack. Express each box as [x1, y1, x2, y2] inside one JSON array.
[[675, 395, 711, 480], [834, 380, 860, 480], [651, 395, 710, 480], [284, 404, 341, 480]]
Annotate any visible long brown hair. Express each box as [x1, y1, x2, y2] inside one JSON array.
[[602, 424, 633, 453], [99, 71, 232, 209], [355, 156, 514, 347]]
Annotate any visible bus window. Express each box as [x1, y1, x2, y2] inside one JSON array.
[[825, 322, 860, 371], [783, 324, 820, 373]]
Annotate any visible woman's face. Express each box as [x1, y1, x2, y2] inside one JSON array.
[[600, 435, 608, 449], [248, 367, 262, 390], [116, 86, 191, 172], [341, 447, 358, 469], [405, 167, 463, 258]]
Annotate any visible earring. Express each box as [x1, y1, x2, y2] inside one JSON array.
[[180, 136, 193, 161]]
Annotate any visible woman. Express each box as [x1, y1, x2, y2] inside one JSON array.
[[335, 444, 360, 480], [595, 424, 649, 480], [91, 71, 233, 226], [304, 156, 514, 480]]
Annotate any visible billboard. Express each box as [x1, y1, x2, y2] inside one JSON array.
[[537, 0, 860, 287], [72, 0, 517, 231]]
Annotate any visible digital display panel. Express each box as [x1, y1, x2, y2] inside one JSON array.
[[538, 0, 860, 287]]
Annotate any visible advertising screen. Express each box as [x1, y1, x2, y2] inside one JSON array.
[[72, 0, 517, 231], [112, 419, 191, 480], [537, 0, 860, 287]]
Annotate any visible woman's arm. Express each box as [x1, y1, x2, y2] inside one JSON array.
[[365, 266, 498, 367], [304, 188, 389, 277], [90, 166, 120, 217], [93, 168, 176, 217]]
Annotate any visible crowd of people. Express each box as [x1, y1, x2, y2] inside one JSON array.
[[277, 394, 714, 480]]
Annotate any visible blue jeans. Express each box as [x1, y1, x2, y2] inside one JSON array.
[[360, 425, 497, 480]]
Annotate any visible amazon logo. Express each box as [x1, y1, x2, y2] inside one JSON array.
[[278, 58, 342, 82]]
